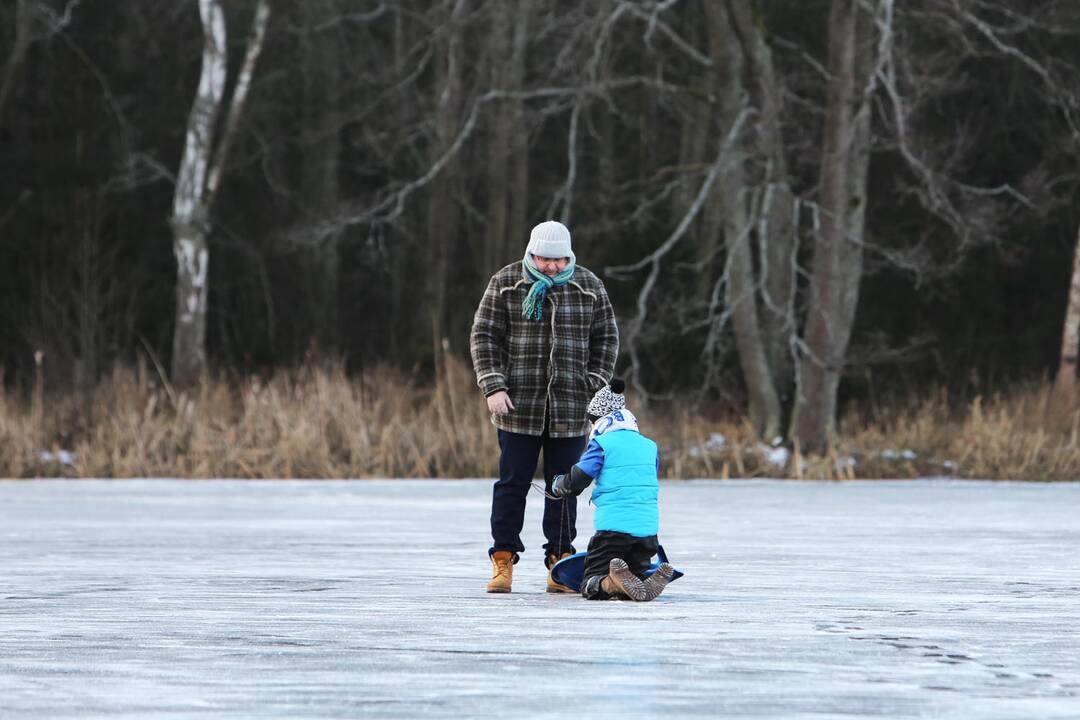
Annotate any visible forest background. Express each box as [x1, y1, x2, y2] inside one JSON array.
[[2, 0, 1079, 480]]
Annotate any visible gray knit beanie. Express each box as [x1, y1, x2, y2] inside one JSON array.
[[526, 220, 574, 260]]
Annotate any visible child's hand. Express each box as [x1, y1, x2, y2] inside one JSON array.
[[551, 474, 569, 497]]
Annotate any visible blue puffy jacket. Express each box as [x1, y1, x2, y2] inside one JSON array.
[[572, 420, 659, 538]]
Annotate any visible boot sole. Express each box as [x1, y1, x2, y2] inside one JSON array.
[[608, 559, 647, 601], [487, 587, 511, 593], [641, 563, 675, 601], [546, 584, 576, 594]]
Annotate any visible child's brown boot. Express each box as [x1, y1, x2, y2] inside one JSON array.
[[641, 563, 675, 601], [599, 558, 646, 601], [487, 551, 514, 593], [545, 553, 575, 593]]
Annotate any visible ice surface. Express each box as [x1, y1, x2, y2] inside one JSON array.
[[1, 478, 1079, 718]]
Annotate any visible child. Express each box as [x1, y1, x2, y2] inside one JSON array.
[[551, 379, 674, 601]]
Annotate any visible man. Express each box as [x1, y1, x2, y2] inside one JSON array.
[[470, 220, 619, 593]]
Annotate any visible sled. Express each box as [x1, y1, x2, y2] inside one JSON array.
[[549, 545, 684, 593]]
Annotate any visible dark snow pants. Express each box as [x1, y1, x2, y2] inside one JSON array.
[[581, 531, 660, 600], [490, 428, 585, 561]]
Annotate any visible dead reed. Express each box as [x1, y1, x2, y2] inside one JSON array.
[[2, 358, 1078, 480]]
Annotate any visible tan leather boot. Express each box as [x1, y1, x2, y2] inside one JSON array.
[[545, 552, 575, 593], [599, 558, 646, 601], [487, 551, 514, 593], [641, 563, 675, 601]]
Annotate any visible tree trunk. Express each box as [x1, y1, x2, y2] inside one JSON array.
[[727, 0, 799, 414], [671, 7, 709, 267], [792, 0, 875, 453], [678, 20, 716, 302], [426, 0, 467, 344], [171, 0, 270, 387], [703, 1, 782, 438], [172, 223, 211, 386], [483, 0, 530, 270], [388, 7, 409, 361], [1054, 224, 1080, 398], [300, 0, 343, 355], [170, 0, 227, 388], [505, 3, 530, 257], [482, 17, 509, 275]]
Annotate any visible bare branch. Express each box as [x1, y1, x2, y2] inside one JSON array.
[[301, 77, 672, 244], [951, 0, 1080, 140], [875, 0, 1035, 256], [608, 105, 756, 397], [619, 0, 713, 68]]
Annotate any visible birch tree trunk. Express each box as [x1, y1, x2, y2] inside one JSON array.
[[1054, 225, 1080, 398], [701, 1, 782, 438], [171, 0, 270, 387], [791, 0, 875, 453], [170, 0, 226, 388]]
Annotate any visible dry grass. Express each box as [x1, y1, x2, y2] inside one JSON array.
[[2, 358, 1079, 480], [3, 356, 495, 479]]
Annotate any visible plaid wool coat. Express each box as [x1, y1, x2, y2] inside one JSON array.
[[470, 262, 619, 438]]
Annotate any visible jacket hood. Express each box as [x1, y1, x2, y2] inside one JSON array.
[[588, 408, 639, 441]]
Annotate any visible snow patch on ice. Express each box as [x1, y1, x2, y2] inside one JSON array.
[[39, 449, 77, 466], [688, 432, 727, 458], [758, 444, 791, 469]]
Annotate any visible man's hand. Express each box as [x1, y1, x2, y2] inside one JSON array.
[[486, 391, 515, 416]]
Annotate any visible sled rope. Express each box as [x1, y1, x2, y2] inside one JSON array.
[[530, 480, 559, 500], [528, 480, 570, 558], [557, 493, 568, 558]]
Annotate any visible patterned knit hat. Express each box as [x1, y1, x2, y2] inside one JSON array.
[[586, 378, 626, 419]]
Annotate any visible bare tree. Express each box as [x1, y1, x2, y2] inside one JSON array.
[[482, 0, 530, 270], [7, 0, 1080, 428], [791, 0, 882, 452], [170, 0, 270, 387], [656, 0, 793, 436], [425, 0, 468, 344], [727, 0, 799, 412], [299, 0, 344, 354], [704, 1, 782, 438]]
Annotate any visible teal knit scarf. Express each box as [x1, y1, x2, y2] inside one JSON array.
[[521, 254, 575, 321]]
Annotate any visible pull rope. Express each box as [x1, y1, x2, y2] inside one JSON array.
[[530, 480, 559, 501], [561, 496, 570, 557], [529, 480, 570, 560], [557, 493, 568, 559]]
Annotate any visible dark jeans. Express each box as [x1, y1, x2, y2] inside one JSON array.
[[490, 428, 585, 561], [581, 531, 659, 600]]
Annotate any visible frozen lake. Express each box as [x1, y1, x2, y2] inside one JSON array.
[[1, 479, 1078, 719]]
